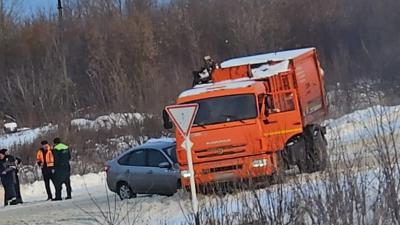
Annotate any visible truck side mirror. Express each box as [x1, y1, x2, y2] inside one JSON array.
[[264, 95, 273, 117], [163, 109, 173, 129]]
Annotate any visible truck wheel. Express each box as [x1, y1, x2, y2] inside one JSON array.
[[314, 129, 328, 171], [300, 126, 328, 173], [271, 152, 287, 184]]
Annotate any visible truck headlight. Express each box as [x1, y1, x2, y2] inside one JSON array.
[[252, 159, 267, 168], [181, 170, 191, 178]]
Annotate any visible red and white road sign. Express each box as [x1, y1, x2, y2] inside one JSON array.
[[165, 103, 199, 137], [165, 103, 200, 214]]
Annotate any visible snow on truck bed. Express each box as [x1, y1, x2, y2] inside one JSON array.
[[220, 47, 314, 68], [179, 80, 256, 98], [179, 48, 313, 98]]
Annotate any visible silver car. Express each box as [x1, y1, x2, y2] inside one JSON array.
[[106, 139, 180, 199]]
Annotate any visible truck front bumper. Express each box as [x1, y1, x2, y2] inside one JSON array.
[[180, 153, 276, 188]]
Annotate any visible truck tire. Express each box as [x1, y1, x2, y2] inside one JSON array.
[[270, 151, 287, 184], [298, 126, 328, 173]]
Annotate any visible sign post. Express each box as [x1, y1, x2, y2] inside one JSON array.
[[165, 103, 199, 216]]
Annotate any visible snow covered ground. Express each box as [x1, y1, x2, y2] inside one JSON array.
[[0, 124, 56, 149], [0, 105, 400, 224]]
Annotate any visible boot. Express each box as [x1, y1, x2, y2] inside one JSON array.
[[9, 197, 18, 205]]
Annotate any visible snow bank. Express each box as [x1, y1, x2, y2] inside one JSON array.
[[0, 124, 56, 149], [20, 172, 106, 202], [325, 104, 400, 144], [71, 112, 146, 130]]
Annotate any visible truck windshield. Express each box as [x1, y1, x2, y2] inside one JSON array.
[[190, 94, 257, 126]]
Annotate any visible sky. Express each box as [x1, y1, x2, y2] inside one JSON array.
[[5, 0, 168, 17], [5, 0, 56, 16]]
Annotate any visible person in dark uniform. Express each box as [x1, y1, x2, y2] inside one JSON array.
[[1, 149, 22, 204], [0, 149, 17, 206], [6, 151, 23, 204], [36, 141, 55, 200], [52, 137, 72, 201]]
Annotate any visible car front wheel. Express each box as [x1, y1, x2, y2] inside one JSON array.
[[118, 183, 136, 200]]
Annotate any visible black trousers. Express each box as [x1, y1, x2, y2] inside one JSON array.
[[14, 173, 22, 203], [1, 174, 16, 206], [42, 168, 55, 199], [54, 169, 72, 199]]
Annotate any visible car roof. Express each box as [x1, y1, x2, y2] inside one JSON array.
[[134, 138, 176, 151]]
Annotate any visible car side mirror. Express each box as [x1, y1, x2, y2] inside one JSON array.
[[163, 109, 173, 129], [159, 162, 171, 168]]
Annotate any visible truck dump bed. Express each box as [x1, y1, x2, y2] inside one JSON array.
[[212, 47, 328, 125]]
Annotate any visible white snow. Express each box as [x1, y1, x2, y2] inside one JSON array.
[[220, 47, 314, 68], [3, 122, 17, 131], [0, 124, 56, 149], [179, 80, 256, 98], [146, 137, 176, 143], [70, 112, 146, 130], [251, 60, 289, 78], [325, 105, 400, 145]]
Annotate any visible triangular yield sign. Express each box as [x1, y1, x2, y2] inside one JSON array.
[[165, 103, 198, 137]]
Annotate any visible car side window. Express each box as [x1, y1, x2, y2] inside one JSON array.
[[162, 146, 177, 163], [118, 150, 146, 166], [127, 150, 146, 166], [118, 153, 130, 165], [147, 149, 168, 167]]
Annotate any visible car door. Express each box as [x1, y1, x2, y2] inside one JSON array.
[[124, 149, 148, 193], [146, 149, 177, 195]]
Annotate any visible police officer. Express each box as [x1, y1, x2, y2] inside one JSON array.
[[0, 149, 17, 206], [7, 152, 23, 204], [52, 137, 72, 200]]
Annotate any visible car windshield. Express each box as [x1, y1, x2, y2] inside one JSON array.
[[162, 146, 177, 163], [190, 94, 257, 126]]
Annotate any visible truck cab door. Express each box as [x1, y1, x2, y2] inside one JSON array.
[[261, 91, 303, 152]]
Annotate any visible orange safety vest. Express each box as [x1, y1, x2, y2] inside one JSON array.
[[36, 144, 54, 167]]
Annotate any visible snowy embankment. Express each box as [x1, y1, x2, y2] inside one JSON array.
[[0, 112, 146, 149], [70, 112, 146, 130], [0, 125, 56, 149], [19, 172, 107, 202], [0, 105, 400, 225], [325, 105, 400, 163]]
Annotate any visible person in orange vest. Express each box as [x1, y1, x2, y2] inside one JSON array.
[[36, 140, 55, 200]]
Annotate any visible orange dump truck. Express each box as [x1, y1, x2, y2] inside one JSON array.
[[164, 47, 328, 189]]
